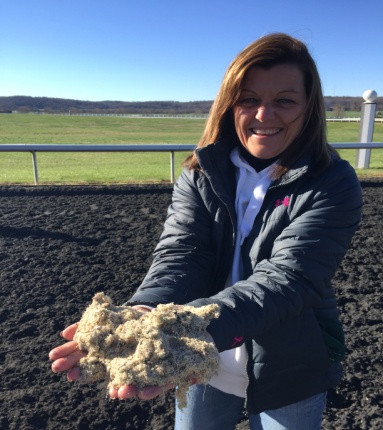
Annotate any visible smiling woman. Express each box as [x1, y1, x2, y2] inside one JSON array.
[[49, 33, 363, 430], [184, 33, 333, 181]]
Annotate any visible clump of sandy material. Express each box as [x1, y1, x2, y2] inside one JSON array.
[[73, 292, 220, 408]]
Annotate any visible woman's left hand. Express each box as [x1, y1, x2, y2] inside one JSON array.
[[109, 375, 201, 400], [109, 383, 175, 400]]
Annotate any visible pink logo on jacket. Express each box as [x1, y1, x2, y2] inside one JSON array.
[[232, 336, 244, 347], [275, 196, 290, 207]]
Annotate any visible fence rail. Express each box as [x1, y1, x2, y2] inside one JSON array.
[[1, 144, 196, 184], [1, 143, 383, 185]]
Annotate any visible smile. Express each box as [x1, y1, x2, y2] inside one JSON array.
[[251, 128, 281, 136]]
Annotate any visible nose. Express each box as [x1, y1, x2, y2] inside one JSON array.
[[255, 104, 275, 122]]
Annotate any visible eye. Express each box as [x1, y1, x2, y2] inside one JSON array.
[[277, 98, 296, 105], [238, 97, 260, 107]]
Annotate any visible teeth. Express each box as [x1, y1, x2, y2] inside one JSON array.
[[252, 128, 280, 135]]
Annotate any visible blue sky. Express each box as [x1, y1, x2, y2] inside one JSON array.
[[1, 0, 381, 102]]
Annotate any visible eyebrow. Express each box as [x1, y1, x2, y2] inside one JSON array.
[[241, 88, 302, 94]]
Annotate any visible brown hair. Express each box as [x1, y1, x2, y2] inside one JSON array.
[[184, 33, 336, 178]]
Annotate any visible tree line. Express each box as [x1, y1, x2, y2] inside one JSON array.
[[0, 97, 212, 115], [0, 95, 382, 115]]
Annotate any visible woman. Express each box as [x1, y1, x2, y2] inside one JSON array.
[[50, 33, 363, 429]]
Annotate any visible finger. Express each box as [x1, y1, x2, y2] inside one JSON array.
[[109, 385, 137, 399], [49, 340, 79, 361], [60, 323, 79, 340], [51, 349, 86, 373], [117, 385, 138, 399], [131, 305, 152, 313], [109, 386, 119, 399], [66, 366, 81, 382], [137, 383, 174, 400]]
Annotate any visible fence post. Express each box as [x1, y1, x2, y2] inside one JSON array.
[[170, 151, 175, 183], [356, 90, 377, 168], [31, 151, 39, 185]]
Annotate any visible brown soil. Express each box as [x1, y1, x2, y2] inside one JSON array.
[[0, 182, 382, 429]]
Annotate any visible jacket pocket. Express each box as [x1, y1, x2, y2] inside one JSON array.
[[251, 309, 330, 380], [315, 314, 346, 362]]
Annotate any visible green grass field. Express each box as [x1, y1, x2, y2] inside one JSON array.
[[0, 114, 382, 184]]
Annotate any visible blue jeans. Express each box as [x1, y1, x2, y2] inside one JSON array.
[[174, 384, 326, 430]]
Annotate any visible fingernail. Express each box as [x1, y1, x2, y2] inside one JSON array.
[[59, 331, 64, 337]]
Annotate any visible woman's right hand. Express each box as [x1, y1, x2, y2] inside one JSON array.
[[48, 323, 87, 381], [48, 306, 149, 383]]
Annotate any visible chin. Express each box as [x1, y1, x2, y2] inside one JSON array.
[[248, 150, 278, 159], [246, 144, 285, 159]]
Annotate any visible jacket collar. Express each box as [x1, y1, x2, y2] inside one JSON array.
[[196, 139, 237, 208], [197, 139, 312, 192]]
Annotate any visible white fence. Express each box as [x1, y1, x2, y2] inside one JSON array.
[[1, 144, 196, 184], [326, 118, 383, 122], [17, 112, 383, 122], [1, 142, 383, 185]]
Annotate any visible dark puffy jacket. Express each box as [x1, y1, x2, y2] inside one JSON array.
[[128, 140, 363, 413]]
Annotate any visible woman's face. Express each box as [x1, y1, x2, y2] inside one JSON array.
[[232, 63, 307, 159]]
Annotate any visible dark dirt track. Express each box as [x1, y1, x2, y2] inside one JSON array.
[[0, 181, 382, 430]]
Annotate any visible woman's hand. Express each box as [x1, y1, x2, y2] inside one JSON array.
[[48, 323, 86, 381], [108, 378, 200, 400], [49, 306, 209, 401], [49, 306, 150, 382], [109, 383, 176, 400]]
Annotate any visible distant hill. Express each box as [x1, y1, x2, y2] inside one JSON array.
[[0, 95, 382, 115], [324, 96, 383, 115], [0, 96, 213, 114]]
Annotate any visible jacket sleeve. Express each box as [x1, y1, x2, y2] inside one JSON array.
[[127, 168, 219, 306], [189, 161, 363, 352]]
